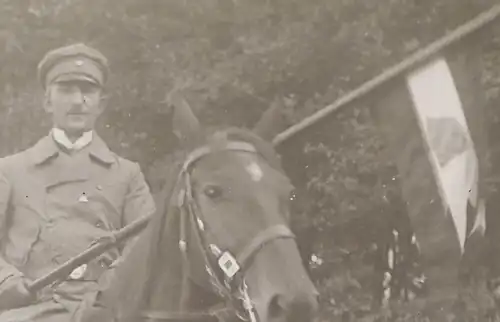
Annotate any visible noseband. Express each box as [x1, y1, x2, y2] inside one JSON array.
[[141, 141, 296, 322]]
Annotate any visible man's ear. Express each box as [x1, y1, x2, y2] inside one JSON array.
[[98, 91, 109, 113], [42, 87, 53, 113]]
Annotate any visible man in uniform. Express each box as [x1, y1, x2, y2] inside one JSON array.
[[0, 43, 156, 321]]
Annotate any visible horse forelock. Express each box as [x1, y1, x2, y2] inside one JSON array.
[[207, 127, 284, 173]]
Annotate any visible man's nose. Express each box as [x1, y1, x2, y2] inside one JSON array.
[[70, 90, 86, 105]]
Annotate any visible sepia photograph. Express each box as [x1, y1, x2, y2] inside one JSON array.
[[0, 1, 500, 321]]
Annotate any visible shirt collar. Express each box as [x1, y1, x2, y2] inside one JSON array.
[[52, 128, 93, 151]]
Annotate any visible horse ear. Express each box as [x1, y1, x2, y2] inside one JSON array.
[[169, 93, 201, 144], [252, 96, 294, 141]]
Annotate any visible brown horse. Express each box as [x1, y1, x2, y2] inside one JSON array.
[[88, 100, 319, 322]]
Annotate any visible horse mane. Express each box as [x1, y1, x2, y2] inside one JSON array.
[[100, 126, 285, 321], [102, 160, 183, 321]]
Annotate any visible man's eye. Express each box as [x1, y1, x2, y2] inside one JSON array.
[[80, 84, 100, 94], [58, 85, 73, 93]]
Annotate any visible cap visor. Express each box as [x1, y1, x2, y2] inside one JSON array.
[[53, 74, 99, 85]]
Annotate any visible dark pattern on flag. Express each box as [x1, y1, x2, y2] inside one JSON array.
[[425, 117, 471, 168]]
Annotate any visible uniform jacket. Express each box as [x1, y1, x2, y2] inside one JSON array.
[[0, 133, 156, 321]]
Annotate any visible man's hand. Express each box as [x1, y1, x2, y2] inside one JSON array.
[[0, 275, 35, 310]]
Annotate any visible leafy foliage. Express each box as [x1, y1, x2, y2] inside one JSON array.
[[1, 0, 500, 320]]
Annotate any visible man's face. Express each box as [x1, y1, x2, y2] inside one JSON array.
[[44, 80, 104, 135]]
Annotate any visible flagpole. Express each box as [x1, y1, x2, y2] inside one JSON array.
[[273, 4, 500, 147]]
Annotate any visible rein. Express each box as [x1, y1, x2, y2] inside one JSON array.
[[141, 141, 296, 322]]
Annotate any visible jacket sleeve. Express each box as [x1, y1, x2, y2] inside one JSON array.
[[0, 170, 24, 290], [97, 162, 156, 290], [120, 161, 156, 257], [122, 162, 157, 228]]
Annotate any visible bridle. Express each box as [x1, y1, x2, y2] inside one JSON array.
[[141, 141, 296, 322]]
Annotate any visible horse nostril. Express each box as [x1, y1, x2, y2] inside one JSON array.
[[268, 294, 287, 319], [267, 292, 318, 321]]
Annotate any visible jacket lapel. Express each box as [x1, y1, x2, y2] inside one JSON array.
[[42, 157, 91, 191], [29, 133, 115, 191]]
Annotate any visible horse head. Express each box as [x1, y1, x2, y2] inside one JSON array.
[[104, 96, 319, 322]]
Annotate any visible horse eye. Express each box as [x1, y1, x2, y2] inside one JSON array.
[[204, 185, 223, 199]]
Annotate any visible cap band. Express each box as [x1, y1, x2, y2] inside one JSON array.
[[45, 56, 104, 88]]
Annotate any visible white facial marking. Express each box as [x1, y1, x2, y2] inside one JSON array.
[[246, 162, 263, 182]]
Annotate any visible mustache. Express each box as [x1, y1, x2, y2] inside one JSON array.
[[68, 103, 90, 114], [67, 110, 88, 115]]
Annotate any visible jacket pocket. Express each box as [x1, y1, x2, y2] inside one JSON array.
[[4, 205, 41, 269]]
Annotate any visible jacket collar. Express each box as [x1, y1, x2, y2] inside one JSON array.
[[31, 132, 115, 166]]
